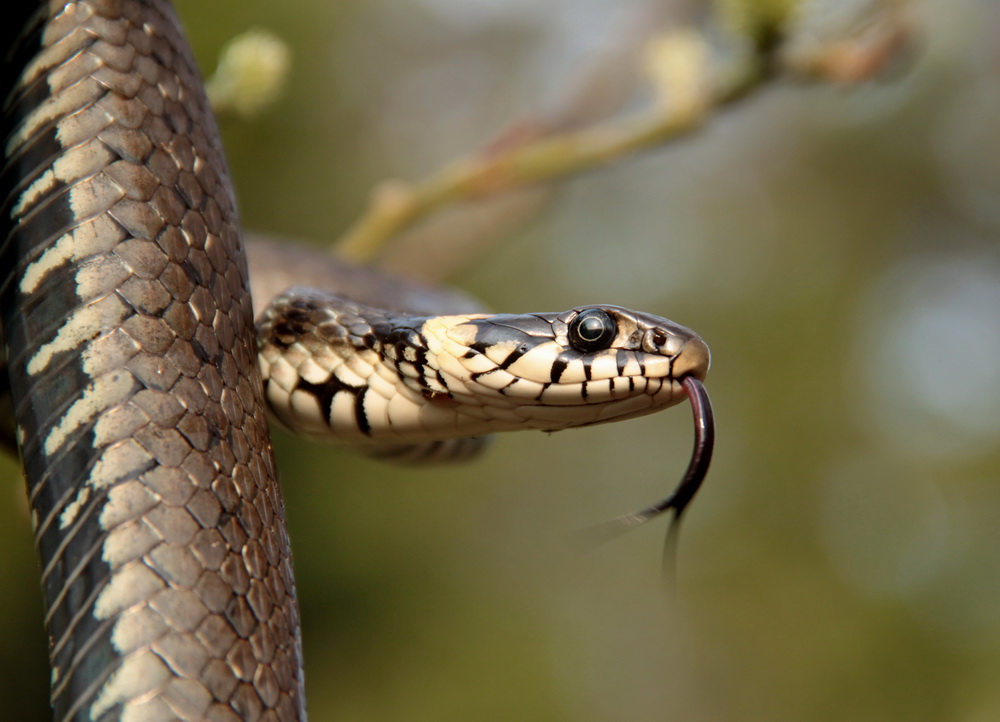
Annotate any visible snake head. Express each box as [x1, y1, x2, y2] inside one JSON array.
[[426, 304, 711, 432], [258, 290, 709, 444]]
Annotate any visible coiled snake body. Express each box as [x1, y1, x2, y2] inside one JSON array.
[[0, 2, 710, 719]]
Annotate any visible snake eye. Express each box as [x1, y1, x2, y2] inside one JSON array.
[[568, 309, 616, 352]]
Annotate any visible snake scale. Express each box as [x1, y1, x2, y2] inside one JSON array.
[[0, 2, 712, 719]]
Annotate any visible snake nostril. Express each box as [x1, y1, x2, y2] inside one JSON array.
[[642, 329, 667, 353], [642, 327, 678, 354]]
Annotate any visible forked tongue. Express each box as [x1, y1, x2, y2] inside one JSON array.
[[583, 375, 715, 585]]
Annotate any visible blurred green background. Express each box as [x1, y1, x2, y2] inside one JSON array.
[[3, 0, 1000, 719]]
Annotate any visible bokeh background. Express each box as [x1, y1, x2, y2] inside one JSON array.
[[2, 0, 1000, 719]]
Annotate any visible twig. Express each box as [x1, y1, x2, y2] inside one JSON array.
[[333, 1, 913, 265], [336, 33, 763, 262]]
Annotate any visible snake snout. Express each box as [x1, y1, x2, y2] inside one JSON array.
[[672, 335, 711, 382]]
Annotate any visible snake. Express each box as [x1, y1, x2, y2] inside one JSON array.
[[0, 1, 713, 720]]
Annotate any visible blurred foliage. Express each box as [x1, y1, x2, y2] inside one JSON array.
[[3, 0, 1000, 720]]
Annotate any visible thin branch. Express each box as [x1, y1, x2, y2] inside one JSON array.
[[333, 2, 913, 264]]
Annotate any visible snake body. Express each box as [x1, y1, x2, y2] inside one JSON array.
[[1, 1, 711, 719], [2, 2, 303, 719]]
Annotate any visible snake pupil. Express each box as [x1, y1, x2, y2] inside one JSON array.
[[568, 309, 616, 352]]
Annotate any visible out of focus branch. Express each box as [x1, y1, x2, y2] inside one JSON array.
[[782, 0, 914, 82], [334, 0, 914, 266]]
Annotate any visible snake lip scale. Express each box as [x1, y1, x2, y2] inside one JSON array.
[[0, 1, 717, 718]]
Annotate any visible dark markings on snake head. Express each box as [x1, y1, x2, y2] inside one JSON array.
[[496, 377, 518, 396], [616, 349, 629, 376], [498, 341, 536, 370], [550, 356, 568, 383], [469, 320, 510, 353], [354, 388, 372, 436], [469, 322, 525, 355], [585, 375, 715, 582], [470, 369, 497, 382]]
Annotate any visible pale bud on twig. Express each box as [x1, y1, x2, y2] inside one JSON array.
[[643, 29, 711, 116], [206, 29, 292, 119]]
